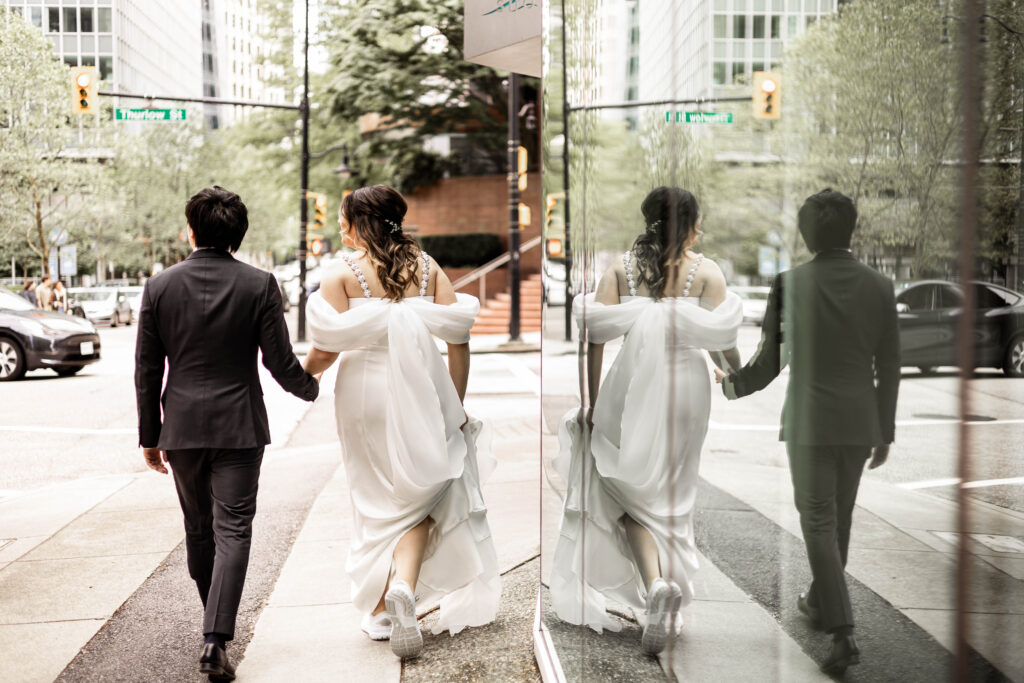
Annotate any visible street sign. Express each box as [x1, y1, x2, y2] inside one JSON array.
[[49, 245, 77, 278], [48, 228, 69, 246], [683, 112, 733, 124], [115, 108, 187, 121]]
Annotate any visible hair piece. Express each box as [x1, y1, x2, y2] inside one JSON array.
[[630, 186, 701, 299], [184, 186, 248, 252], [340, 185, 420, 301]]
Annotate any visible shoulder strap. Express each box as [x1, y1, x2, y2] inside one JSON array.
[[420, 252, 431, 297], [623, 251, 637, 297], [683, 254, 704, 298], [340, 253, 372, 298]]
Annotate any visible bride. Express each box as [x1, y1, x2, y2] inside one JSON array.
[[551, 186, 743, 654], [302, 185, 500, 659]]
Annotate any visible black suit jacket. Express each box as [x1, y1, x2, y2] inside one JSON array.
[[135, 249, 318, 450], [723, 250, 900, 446]]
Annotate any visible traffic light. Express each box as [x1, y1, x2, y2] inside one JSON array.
[[309, 237, 332, 257], [313, 194, 326, 231], [518, 202, 531, 228], [70, 66, 99, 115], [517, 145, 528, 191], [752, 71, 781, 120], [546, 238, 564, 258], [545, 192, 563, 230]]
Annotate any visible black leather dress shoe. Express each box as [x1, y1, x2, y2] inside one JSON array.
[[797, 592, 822, 629], [199, 643, 236, 681], [820, 635, 861, 675]]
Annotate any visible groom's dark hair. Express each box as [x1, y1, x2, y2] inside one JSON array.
[[797, 189, 857, 253], [185, 186, 248, 252]]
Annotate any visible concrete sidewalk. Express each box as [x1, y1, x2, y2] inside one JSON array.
[[235, 352, 541, 681]]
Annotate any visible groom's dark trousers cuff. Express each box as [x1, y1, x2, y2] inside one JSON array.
[[166, 447, 264, 641], [786, 443, 870, 633]]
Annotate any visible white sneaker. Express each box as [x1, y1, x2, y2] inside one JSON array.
[[384, 580, 423, 658], [667, 579, 685, 636], [361, 611, 392, 641], [642, 578, 683, 655]]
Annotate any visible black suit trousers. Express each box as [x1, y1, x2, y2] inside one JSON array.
[[786, 444, 870, 633], [166, 447, 264, 640]]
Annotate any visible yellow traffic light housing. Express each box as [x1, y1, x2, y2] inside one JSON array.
[[546, 238, 564, 258], [71, 66, 99, 115], [313, 194, 327, 231], [752, 71, 781, 120], [518, 202, 531, 228], [517, 145, 528, 191]]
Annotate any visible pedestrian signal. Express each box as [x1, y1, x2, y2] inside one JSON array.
[[71, 66, 99, 115], [752, 71, 781, 120]]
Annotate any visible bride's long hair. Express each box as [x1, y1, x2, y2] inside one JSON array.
[[630, 186, 701, 299], [341, 185, 421, 301]]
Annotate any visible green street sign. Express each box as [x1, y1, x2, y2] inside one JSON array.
[[683, 111, 733, 124], [115, 108, 187, 121]]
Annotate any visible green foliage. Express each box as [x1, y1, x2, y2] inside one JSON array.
[[321, 0, 534, 194], [416, 233, 503, 268]]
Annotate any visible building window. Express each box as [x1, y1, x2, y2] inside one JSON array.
[[99, 56, 113, 81], [752, 61, 765, 73], [788, 15, 798, 36], [733, 0, 747, 9], [30, 7, 42, 28], [80, 8, 94, 33], [771, 15, 781, 38], [98, 8, 112, 33], [732, 61, 746, 83], [9, 6, 22, 18], [63, 8, 77, 33], [753, 15, 765, 38], [804, 0, 817, 11], [81, 55, 96, 67], [733, 15, 747, 39], [63, 56, 79, 68], [713, 61, 727, 85], [714, 15, 727, 38], [48, 7, 60, 33]]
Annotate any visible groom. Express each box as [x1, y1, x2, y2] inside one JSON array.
[[135, 187, 319, 680], [716, 189, 900, 674]]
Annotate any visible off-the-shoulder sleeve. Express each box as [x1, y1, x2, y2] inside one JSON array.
[[406, 293, 480, 344], [306, 291, 390, 352]]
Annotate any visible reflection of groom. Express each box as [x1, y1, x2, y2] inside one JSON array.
[[716, 189, 900, 674]]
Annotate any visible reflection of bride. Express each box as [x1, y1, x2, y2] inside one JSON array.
[[551, 187, 743, 654]]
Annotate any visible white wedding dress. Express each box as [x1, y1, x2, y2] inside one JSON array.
[[551, 253, 742, 632], [305, 253, 500, 635]]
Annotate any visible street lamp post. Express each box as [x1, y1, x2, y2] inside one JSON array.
[[508, 73, 522, 343]]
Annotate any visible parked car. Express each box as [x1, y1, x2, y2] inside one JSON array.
[[0, 289, 101, 381], [69, 287, 133, 326], [121, 286, 144, 317], [895, 280, 1024, 376], [543, 259, 567, 306], [732, 285, 771, 325]]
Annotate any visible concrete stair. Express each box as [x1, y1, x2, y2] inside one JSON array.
[[471, 273, 543, 335]]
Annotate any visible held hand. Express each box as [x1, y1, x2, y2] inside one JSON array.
[[868, 444, 890, 470], [714, 367, 727, 384], [143, 447, 168, 475]]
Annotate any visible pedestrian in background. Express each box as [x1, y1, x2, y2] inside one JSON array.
[[20, 280, 37, 307], [50, 280, 67, 313], [36, 275, 52, 311]]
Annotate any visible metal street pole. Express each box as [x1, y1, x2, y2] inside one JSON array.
[[1016, 81, 1024, 290], [297, 0, 310, 342], [508, 72, 522, 342], [560, 0, 572, 342]]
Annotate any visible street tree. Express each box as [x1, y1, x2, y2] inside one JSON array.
[[321, 0, 534, 195], [0, 8, 91, 279]]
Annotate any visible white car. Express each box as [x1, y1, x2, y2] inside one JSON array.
[[69, 287, 133, 326], [732, 285, 771, 325], [121, 286, 144, 317], [543, 260, 567, 306]]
